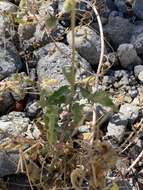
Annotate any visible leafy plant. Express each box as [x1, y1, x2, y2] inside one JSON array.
[[38, 0, 118, 189], [1, 0, 119, 189]]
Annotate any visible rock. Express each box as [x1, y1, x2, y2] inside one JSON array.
[[0, 112, 30, 141], [0, 40, 22, 80], [0, 1, 17, 12], [134, 65, 143, 77], [102, 75, 113, 86], [37, 42, 91, 91], [0, 91, 15, 116], [34, 0, 65, 44], [131, 22, 143, 54], [117, 43, 141, 69], [138, 71, 143, 82], [0, 1, 17, 39], [104, 16, 133, 48], [106, 0, 117, 11], [131, 33, 143, 55], [119, 103, 139, 123], [118, 74, 129, 86], [18, 23, 36, 40], [134, 65, 143, 81], [67, 26, 105, 66], [0, 15, 14, 38], [133, 0, 143, 19], [0, 112, 41, 141], [34, 23, 65, 45], [115, 0, 128, 13], [129, 89, 138, 98], [4, 174, 31, 190], [106, 113, 128, 142], [0, 151, 19, 177], [116, 180, 132, 190], [25, 101, 41, 117], [107, 52, 119, 66]]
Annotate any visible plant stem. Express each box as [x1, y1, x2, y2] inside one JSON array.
[[71, 2, 76, 88]]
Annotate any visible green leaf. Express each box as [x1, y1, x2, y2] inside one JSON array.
[[80, 87, 92, 100], [72, 103, 84, 126], [47, 85, 71, 105], [62, 66, 75, 86], [80, 87, 117, 111], [39, 89, 49, 108], [110, 183, 119, 190], [93, 91, 114, 107], [45, 15, 58, 29], [44, 105, 59, 144]]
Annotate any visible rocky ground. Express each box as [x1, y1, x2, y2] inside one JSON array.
[[0, 0, 143, 189]]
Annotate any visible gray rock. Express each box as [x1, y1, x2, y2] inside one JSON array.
[[0, 151, 19, 177], [34, 0, 65, 44], [0, 1, 17, 12], [102, 75, 113, 85], [129, 89, 138, 98], [119, 75, 129, 86], [34, 23, 65, 44], [131, 32, 143, 54], [25, 101, 41, 117], [117, 43, 141, 69], [0, 112, 30, 140], [106, 0, 116, 11], [119, 103, 139, 123], [0, 15, 14, 38], [134, 65, 143, 80], [116, 180, 132, 190], [134, 65, 143, 76], [115, 0, 128, 13], [0, 91, 15, 116], [0, 1, 17, 39], [104, 16, 133, 48], [0, 112, 41, 141], [138, 70, 143, 82], [18, 23, 36, 40], [133, 0, 143, 19], [37, 42, 91, 91], [4, 174, 31, 190], [106, 113, 128, 142], [107, 52, 119, 66], [0, 41, 22, 80], [67, 26, 105, 66]]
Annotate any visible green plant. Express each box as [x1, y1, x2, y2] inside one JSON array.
[[1, 0, 119, 189], [38, 1, 118, 189]]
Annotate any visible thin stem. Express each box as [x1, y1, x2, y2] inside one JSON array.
[[71, 1, 76, 90]]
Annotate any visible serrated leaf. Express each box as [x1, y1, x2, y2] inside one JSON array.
[[62, 66, 75, 86], [80, 87, 117, 111], [80, 87, 92, 100], [93, 91, 114, 107], [72, 103, 84, 126], [48, 85, 71, 105], [44, 105, 59, 144]]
